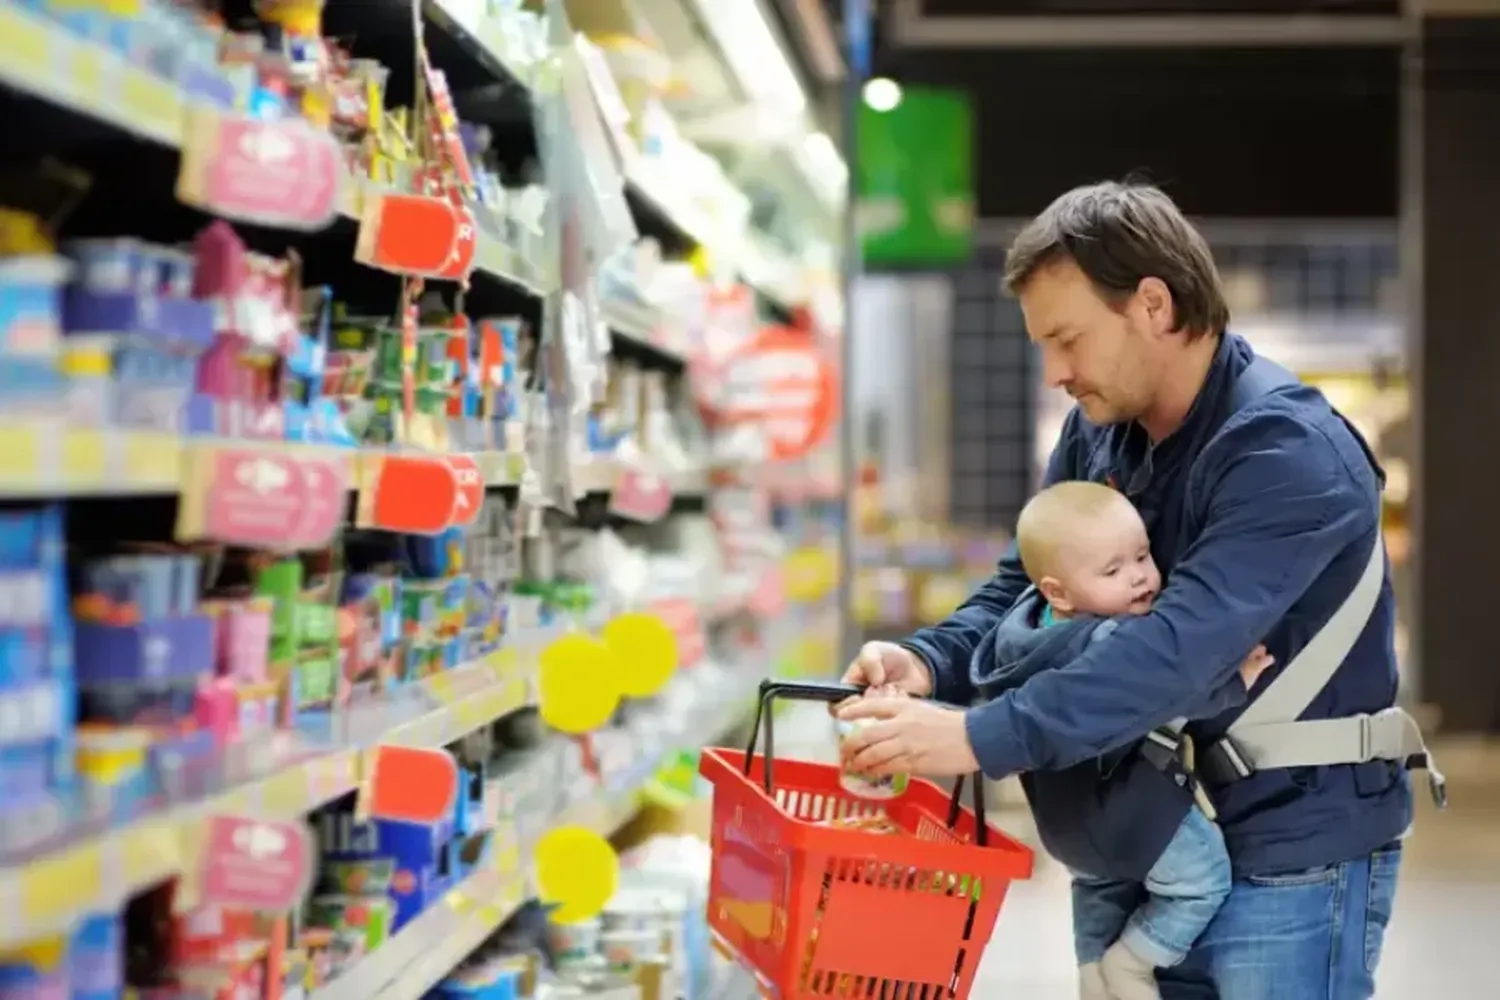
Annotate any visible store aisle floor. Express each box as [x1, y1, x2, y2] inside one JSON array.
[[776, 708, 1500, 998]]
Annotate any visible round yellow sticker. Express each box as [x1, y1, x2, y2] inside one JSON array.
[[602, 612, 677, 698], [534, 825, 619, 924], [537, 632, 620, 734]]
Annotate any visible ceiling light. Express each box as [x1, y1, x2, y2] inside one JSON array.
[[862, 78, 903, 113]]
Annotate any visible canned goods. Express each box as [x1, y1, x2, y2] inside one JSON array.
[[837, 718, 911, 799], [545, 917, 600, 966]]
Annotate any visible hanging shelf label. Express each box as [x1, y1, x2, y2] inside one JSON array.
[[607, 464, 672, 523], [175, 445, 349, 549], [177, 108, 342, 231], [355, 454, 461, 535], [200, 816, 314, 913]]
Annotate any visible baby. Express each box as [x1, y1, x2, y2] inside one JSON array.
[[970, 481, 1270, 1000]]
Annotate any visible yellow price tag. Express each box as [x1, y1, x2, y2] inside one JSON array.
[[0, 6, 53, 79], [428, 673, 457, 704], [21, 845, 101, 926], [0, 427, 43, 489], [118, 822, 178, 894], [219, 788, 255, 816], [494, 840, 522, 877], [121, 432, 181, 488], [62, 430, 107, 490], [262, 768, 310, 818], [67, 45, 107, 106], [505, 674, 528, 710], [488, 646, 519, 680], [454, 690, 489, 728], [311, 752, 357, 801], [120, 69, 181, 138]]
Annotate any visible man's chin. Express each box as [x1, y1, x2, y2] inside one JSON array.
[[1076, 396, 1123, 425]]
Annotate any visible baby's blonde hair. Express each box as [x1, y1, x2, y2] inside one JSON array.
[[1015, 480, 1131, 582]]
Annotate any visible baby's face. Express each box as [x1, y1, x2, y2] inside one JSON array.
[[1051, 503, 1161, 617]]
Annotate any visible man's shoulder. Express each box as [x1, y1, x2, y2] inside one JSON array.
[[1201, 382, 1380, 494]]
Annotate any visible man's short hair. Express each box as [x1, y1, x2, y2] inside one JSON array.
[[1004, 181, 1229, 340], [1015, 480, 1131, 582]]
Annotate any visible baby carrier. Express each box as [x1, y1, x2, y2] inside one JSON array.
[[1140, 356, 1446, 813]]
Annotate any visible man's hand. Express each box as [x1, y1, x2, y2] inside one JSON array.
[[1239, 644, 1274, 690], [837, 697, 980, 778], [840, 642, 934, 697]]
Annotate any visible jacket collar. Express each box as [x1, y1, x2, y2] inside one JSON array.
[[1108, 333, 1254, 497]]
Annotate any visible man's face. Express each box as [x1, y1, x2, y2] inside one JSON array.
[[1020, 259, 1162, 425]]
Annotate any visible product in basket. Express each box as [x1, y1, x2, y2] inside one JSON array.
[[836, 685, 911, 799], [817, 813, 902, 835]]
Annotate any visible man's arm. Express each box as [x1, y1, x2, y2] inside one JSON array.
[[900, 412, 1083, 705], [962, 411, 1378, 778]]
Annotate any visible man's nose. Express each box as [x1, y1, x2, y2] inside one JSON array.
[[1041, 352, 1071, 389]]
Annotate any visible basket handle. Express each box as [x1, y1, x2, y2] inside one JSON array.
[[742, 678, 989, 847]]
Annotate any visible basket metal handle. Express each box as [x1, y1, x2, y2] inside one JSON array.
[[742, 678, 989, 846]]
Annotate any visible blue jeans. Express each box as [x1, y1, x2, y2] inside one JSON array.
[[1073, 808, 1232, 968], [1080, 844, 1403, 999]]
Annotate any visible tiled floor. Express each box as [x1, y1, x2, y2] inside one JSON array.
[[779, 709, 1500, 998]]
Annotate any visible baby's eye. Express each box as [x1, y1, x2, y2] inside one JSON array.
[[1136, 552, 1150, 562], [1103, 565, 1120, 577]]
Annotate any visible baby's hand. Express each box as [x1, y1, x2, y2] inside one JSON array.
[[1239, 645, 1274, 689]]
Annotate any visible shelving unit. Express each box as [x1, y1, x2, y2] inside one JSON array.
[[0, 0, 844, 998]]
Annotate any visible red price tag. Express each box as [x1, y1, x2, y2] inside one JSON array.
[[355, 192, 461, 277], [358, 454, 460, 534], [364, 745, 459, 824], [177, 109, 342, 231], [447, 454, 483, 526], [201, 816, 314, 912], [179, 447, 349, 549], [434, 202, 478, 281], [608, 465, 673, 523]]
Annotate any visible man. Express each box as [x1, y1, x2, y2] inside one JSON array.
[[838, 181, 1415, 999]]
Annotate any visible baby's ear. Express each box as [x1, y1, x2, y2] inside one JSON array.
[[1037, 576, 1070, 612]]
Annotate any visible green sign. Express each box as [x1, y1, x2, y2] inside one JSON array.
[[857, 86, 975, 265]]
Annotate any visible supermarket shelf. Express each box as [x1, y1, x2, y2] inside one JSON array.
[[318, 865, 530, 1000], [0, 3, 547, 298], [0, 648, 534, 949], [569, 457, 709, 500], [310, 679, 758, 1000], [601, 298, 688, 366], [0, 428, 711, 511], [0, 3, 762, 358], [0, 428, 527, 498], [418, 0, 802, 313]]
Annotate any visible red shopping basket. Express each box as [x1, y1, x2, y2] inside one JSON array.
[[700, 680, 1034, 1000]]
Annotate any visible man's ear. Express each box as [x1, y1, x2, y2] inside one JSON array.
[[1038, 576, 1072, 613], [1134, 276, 1176, 335]]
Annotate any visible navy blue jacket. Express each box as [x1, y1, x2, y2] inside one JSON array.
[[904, 334, 1410, 877], [974, 591, 1250, 880]]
